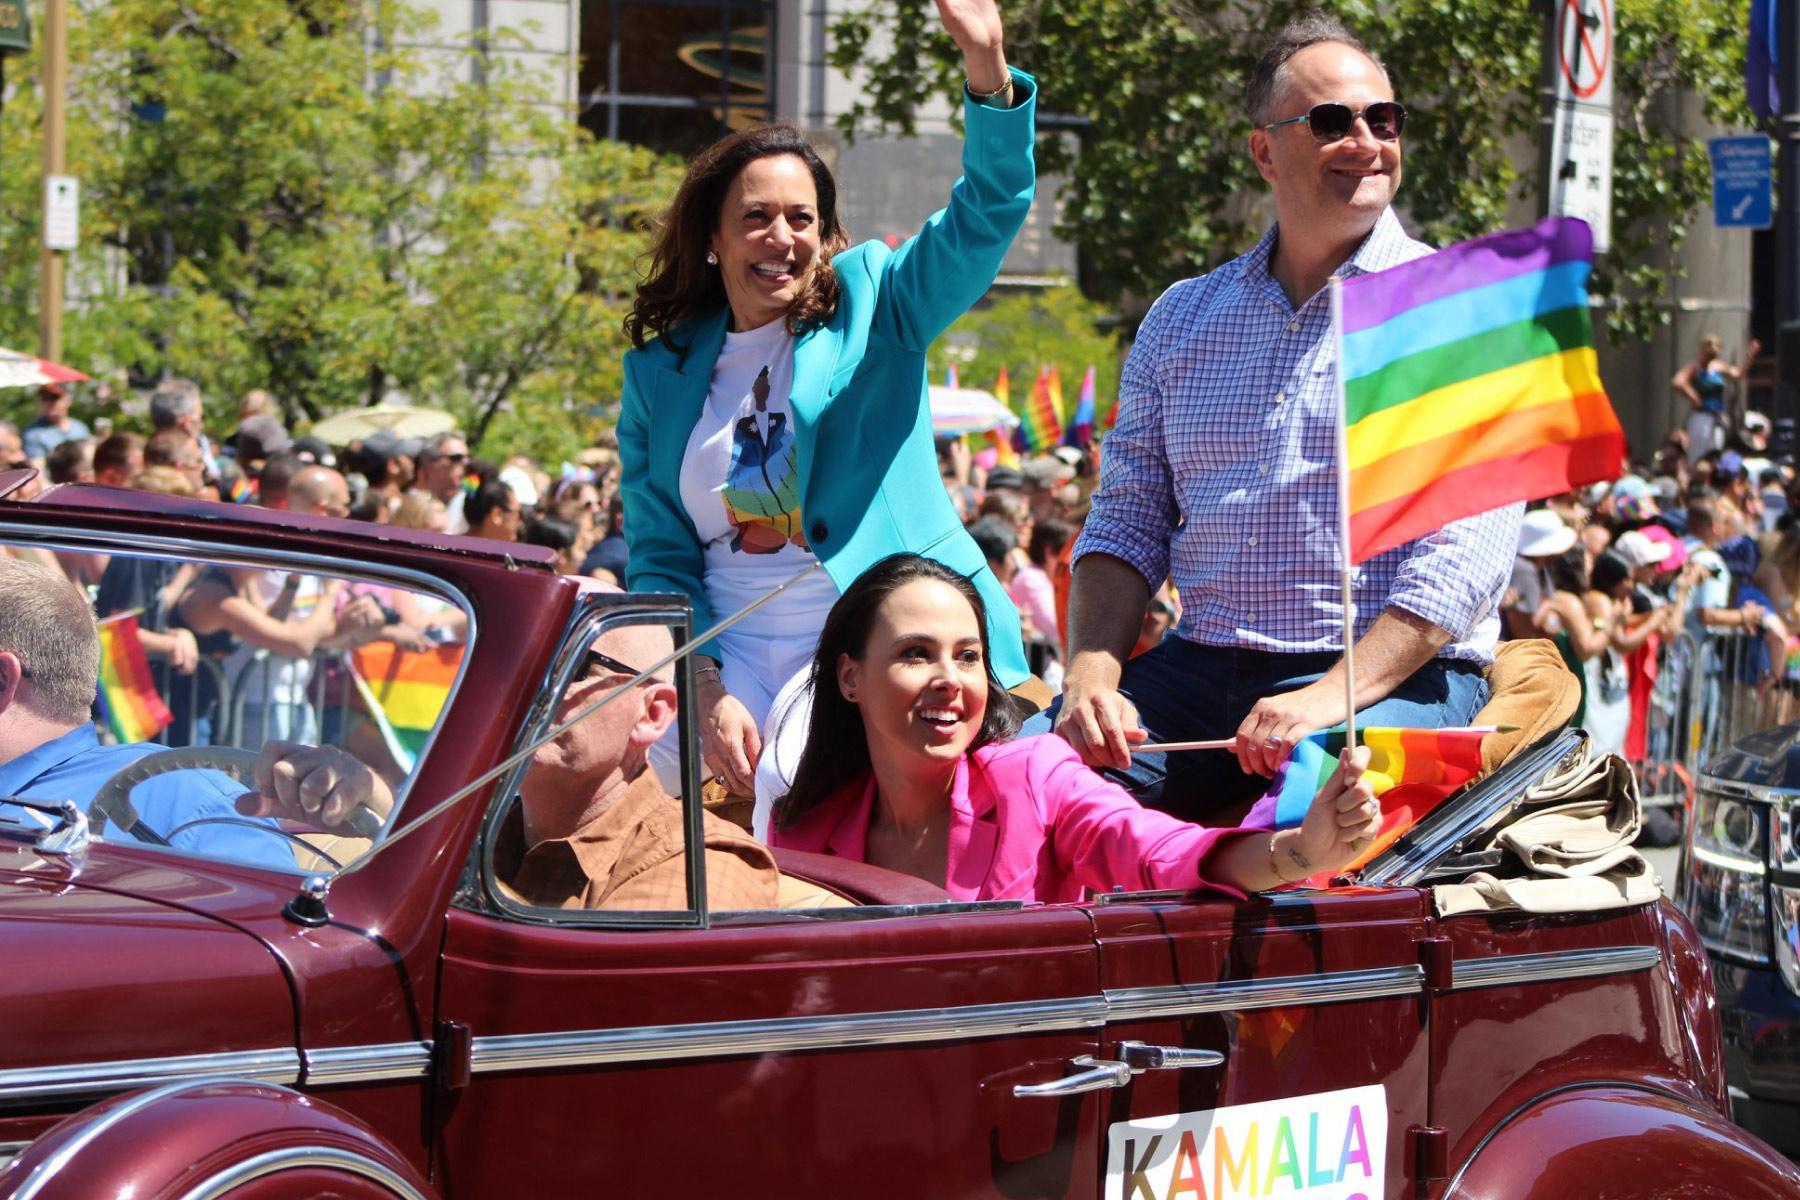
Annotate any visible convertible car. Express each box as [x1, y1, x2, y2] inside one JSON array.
[[0, 470, 1796, 1199]]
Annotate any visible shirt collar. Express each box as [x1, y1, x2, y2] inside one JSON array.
[[508, 771, 671, 905], [0, 724, 97, 798], [1236, 206, 1414, 298]]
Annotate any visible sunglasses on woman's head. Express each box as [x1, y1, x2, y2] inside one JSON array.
[[1264, 101, 1406, 143]]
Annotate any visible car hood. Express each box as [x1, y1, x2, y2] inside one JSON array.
[[0, 838, 297, 1090]]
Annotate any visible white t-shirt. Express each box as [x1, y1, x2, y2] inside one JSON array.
[[679, 318, 840, 644], [223, 571, 324, 705]]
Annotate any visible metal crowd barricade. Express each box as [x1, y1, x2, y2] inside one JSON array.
[[219, 649, 355, 750], [151, 655, 230, 748]]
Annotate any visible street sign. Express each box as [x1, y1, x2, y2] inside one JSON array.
[[1710, 135, 1773, 229], [43, 176, 78, 251], [1549, 107, 1613, 253], [0, 0, 29, 54], [1555, 0, 1612, 107]]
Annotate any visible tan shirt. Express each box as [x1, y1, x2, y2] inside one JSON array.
[[497, 771, 780, 911]]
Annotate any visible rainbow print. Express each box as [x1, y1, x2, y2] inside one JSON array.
[[1016, 365, 1064, 453], [95, 613, 174, 743], [986, 367, 1021, 469], [348, 642, 462, 770], [1245, 726, 1492, 873], [1066, 365, 1097, 449], [1338, 216, 1624, 563]]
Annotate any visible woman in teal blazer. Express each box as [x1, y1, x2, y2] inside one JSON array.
[[618, 0, 1034, 796]]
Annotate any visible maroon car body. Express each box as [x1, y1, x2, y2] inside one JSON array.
[[0, 474, 1796, 1200]]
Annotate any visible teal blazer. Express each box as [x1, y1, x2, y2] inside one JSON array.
[[619, 71, 1038, 687]]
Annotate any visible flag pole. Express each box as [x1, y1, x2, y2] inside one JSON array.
[[1331, 276, 1358, 755]]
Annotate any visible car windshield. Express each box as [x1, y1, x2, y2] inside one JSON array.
[[0, 535, 471, 874]]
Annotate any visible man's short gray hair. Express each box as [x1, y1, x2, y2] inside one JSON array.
[[422, 431, 467, 460], [148, 378, 203, 429], [0, 557, 101, 725], [1246, 13, 1387, 127]]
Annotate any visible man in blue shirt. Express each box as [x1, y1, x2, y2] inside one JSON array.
[[0, 557, 296, 869], [20, 385, 91, 466]]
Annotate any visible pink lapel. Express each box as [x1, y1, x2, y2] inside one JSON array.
[[821, 777, 876, 861], [944, 755, 1000, 900]]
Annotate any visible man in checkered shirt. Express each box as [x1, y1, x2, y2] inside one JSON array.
[[1043, 14, 1522, 822]]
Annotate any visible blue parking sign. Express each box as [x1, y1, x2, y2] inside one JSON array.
[[1711, 135, 1773, 229]]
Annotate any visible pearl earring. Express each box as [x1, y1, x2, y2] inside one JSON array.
[[706, 250, 719, 265]]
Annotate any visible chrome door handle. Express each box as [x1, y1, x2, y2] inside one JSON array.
[[1013, 1056, 1132, 1098], [1119, 1041, 1224, 1071]]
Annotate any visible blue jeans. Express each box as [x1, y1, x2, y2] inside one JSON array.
[[1025, 637, 1490, 823]]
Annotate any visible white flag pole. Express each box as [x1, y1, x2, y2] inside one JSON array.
[[1331, 276, 1358, 756]]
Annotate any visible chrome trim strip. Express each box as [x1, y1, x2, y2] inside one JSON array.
[[1450, 946, 1661, 991], [1104, 966, 1425, 1021], [0, 1142, 27, 1173], [176, 1146, 427, 1200], [303, 1042, 433, 1086], [0, 1049, 300, 1103], [10, 1076, 272, 1200], [470, 995, 1111, 1074]]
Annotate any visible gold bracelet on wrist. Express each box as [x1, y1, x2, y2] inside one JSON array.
[[965, 76, 1014, 106]]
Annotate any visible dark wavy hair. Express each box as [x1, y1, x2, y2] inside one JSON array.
[[776, 554, 1021, 829], [624, 123, 850, 351]]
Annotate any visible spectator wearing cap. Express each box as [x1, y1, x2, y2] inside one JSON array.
[[1685, 498, 1767, 644], [22, 385, 90, 465], [1504, 508, 1577, 642], [1020, 453, 1076, 519]]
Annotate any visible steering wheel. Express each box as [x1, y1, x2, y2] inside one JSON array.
[[89, 746, 384, 853]]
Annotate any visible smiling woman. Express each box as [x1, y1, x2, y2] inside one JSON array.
[[616, 0, 1038, 804]]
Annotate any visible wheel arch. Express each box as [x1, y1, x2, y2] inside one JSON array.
[[0, 1077, 437, 1200]]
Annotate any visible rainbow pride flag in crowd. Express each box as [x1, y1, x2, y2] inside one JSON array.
[[95, 613, 173, 743], [1065, 365, 1097, 449], [986, 367, 1020, 468], [1338, 216, 1624, 562], [348, 642, 463, 771], [1244, 726, 1493, 875], [1013, 365, 1064, 453]]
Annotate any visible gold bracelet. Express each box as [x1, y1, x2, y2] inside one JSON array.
[[1267, 831, 1312, 885], [965, 76, 1014, 106]]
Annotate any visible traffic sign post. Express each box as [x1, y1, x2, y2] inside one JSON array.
[[1711, 136, 1774, 229], [1542, 0, 1615, 252]]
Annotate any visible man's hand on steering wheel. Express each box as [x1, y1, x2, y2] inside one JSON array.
[[238, 741, 394, 831]]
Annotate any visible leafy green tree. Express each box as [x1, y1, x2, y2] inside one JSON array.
[[829, 0, 1755, 340], [0, 0, 682, 460]]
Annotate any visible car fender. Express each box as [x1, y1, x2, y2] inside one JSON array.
[[0, 1077, 437, 1200], [1445, 1083, 1800, 1199]]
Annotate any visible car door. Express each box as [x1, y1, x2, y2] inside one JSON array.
[[431, 601, 1109, 1200], [1087, 886, 1432, 1200]]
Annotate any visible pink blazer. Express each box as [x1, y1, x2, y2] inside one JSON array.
[[771, 734, 1258, 903]]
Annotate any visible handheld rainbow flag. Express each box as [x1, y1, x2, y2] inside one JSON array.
[[1245, 726, 1493, 877], [1016, 365, 1064, 453], [95, 613, 174, 743], [1065, 366, 1097, 449], [348, 641, 463, 771], [987, 367, 1021, 468], [1336, 216, 1623, 563]]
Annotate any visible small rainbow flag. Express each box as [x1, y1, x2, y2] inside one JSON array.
[[1065, 366, 1097, 449], [1244, 726, 1493, 875], [1015, 365, 1064, 453], [348, 641, 463, 770], [95, 613, 174, 743], [1338, 216, 1624, 563], [988, 367, 1020, 468], [944, 363, 959, 388]]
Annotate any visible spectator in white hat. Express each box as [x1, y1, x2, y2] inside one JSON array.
[[1504, 508, 1577, 641]]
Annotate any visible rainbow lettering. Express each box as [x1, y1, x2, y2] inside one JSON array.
[[1107, 1086, 1387, 1200]]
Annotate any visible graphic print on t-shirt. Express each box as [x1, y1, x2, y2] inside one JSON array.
[[724, 366, 809, 554]]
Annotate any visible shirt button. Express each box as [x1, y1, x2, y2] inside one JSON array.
[[1258, 462, 1271, 475], [1246, 612, 1258, 624], [1247, 535, 1259, 547], [1288, 319, 1301, 333], [1273, 390, 1285, 404]]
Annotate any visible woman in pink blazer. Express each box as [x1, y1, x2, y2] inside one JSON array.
[[771, 555, 1380, 901]]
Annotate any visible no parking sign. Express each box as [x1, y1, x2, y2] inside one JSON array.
[[1547, 0, 1614, 252]]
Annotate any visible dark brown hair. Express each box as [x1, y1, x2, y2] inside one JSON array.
[[624, 122, 850, 351], [1245, 12, 1386, 127], [776, 554, 1020, 829]]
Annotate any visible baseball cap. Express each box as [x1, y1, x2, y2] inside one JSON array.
[[1021, 456, 1077, 488], [1613, 529, 1672, 570], [1614, 493, 1661, 524], [1719, 450, 1747, 479], [1517, 509, 1577, 558], [235, 415, 292, 460], [985, 466, 1024, 491]]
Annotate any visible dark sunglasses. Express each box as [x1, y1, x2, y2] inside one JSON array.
[[1265, 101, 1406, 143], [582, 648, 647, 681], [434, 452, 469, 465]]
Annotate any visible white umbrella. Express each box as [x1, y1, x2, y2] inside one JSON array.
[[0, 347, 88, 390], [929, 386, 1018, 437], [308, 403, 459, 445]]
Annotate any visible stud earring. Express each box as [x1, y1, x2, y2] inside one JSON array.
[[706, 250, 719, 265]]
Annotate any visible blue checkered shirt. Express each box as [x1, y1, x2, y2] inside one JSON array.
[[1076, 208, 1520, 665]]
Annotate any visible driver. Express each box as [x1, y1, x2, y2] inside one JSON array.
[[0, 558, 357, 868]]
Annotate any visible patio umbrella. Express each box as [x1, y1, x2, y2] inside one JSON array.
[[308, 403, 458, 445], [0, 347, 88, 390], [929, 386, 1018, 437]]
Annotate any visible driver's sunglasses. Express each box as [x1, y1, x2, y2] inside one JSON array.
[[1265, 100, 1406, 143]]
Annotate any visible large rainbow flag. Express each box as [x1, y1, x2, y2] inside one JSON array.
[[1244, 726, 1492, 877], [348, 642, 463, 771], [1338, 216, 1623, 563], [95, 613, 174, 743]]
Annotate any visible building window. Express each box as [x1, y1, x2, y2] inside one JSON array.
[[580, 0, 775, 156]]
